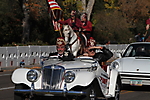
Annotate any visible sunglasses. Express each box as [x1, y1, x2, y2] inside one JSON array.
[[57, 46, 65, 49], [89, 49, 96, 52]]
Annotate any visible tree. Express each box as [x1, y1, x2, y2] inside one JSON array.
[[93, 10, 134, 43], [21, 0, 30, 43], [0, 0, 23, 45], [1, 0, 149, 45], [19, 0, 57, 44], [118, 0, 150, 20], [61, 0, 95, 21], [103, 0, 150, 34], [118, 0, 150, 34], [81, 0, 95, 20]]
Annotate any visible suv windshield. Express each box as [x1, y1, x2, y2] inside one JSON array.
[[122, 44, 150, 57]]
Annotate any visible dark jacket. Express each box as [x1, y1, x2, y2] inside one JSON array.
[[49, 51, 74, 61], [93, 47, 113, 63], [49, 52, 63, 59], [49, 52, 58, 56]]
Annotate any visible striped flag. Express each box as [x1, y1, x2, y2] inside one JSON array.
[[47, 0, 63, 31], [48, 0, 62, 10]]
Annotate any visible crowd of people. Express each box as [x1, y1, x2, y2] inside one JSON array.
[[134, 33, 145, 42]]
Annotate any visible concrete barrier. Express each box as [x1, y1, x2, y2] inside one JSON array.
[[0, 47, 7, 67], [6, 47, 17, 67], [29, 46, 40, 65], [17, 46, 30, 66], [0, 44, 128, 69]]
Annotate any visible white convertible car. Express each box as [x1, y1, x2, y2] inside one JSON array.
[[110, 42, 150, 86], [11, 56, 121, 100]]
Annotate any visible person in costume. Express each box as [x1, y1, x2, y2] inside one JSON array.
[[49, 37, 66, 58], [57, 10, 82, 32], [81, 13, 92, 40]]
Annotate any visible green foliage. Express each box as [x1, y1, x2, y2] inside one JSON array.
[[92, 0, 149, 44], [0, 0, 23, 46], [93, 10, 134, 44], [103, 0, 119, 9], [93, 0, 105, 12], [23, 0, 57, 45], [61, 0, 82, 19], [0, 0, 150, 46]]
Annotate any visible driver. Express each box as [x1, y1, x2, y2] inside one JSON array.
[[49, 37, 74, 61], [49, 37, 66, 59]]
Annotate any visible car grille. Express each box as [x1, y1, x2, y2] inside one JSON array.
[[120, 72, 150, 80], [42, 65, 65, 90]]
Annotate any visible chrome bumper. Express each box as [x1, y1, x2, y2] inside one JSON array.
[[14, 89, 86, 96], [120, 72, 150, 85]]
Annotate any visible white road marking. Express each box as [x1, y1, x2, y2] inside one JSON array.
[[0, 86, 14, 91], [0, 74, 11, 77]]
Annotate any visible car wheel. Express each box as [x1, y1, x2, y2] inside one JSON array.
[[14, 84, 32, 100], [107, 80, 120, 100], [81, 84, 97, 100]]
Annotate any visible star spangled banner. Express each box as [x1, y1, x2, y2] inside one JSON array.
[[47, 0, 63, 31], [48, 0, 62, 10]]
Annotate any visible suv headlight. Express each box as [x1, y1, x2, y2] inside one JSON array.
[[64, 71, 75, 83], [27, 70, 39, 82], [111, 61, 119, 69]]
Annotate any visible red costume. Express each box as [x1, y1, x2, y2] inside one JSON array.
[[81, 13, 92, 40], [145, 18, 150, 41], [87, 37, 96, 47], [146, 18, 150, 25], [58, 18, 82, 31], [58, 10, 82, 32], [146, 18, 150, 31], [82, 21, 92, 33]]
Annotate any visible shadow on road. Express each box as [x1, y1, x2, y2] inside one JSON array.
[[122, 85, 150, 91]]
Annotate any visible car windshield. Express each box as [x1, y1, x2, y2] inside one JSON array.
[[122, 44, 150, 57]]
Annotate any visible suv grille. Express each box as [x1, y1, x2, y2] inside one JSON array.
[[42, 65, 65, 90]]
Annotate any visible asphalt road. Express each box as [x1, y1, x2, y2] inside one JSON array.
[[0, 71, 14, 100], [1, 71, 150, 100]]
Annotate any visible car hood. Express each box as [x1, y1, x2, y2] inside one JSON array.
[[57, 60, 92, 69], [118, 57, 150, 73], [44, 58, 94, 69]]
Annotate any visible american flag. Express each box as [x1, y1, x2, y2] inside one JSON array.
[[48, 0, 62, 10], [47, 0, 63, 31]]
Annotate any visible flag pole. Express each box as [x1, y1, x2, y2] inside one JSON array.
[[51, 10, 63, 37]]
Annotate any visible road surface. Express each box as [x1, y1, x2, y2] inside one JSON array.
[[1, 71, 150, 100]]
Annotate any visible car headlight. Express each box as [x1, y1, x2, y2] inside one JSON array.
[[91, 63, 97, 71], [64, 71, 75, 83], [111, 61, 119, 69], [27, 70, 39, 82]]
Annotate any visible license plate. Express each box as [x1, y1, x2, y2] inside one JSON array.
[[130, 80, 142, 86]]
